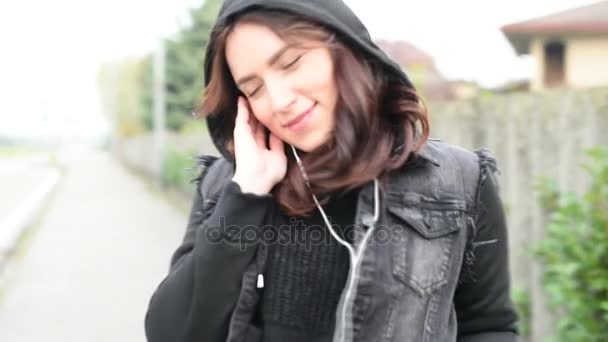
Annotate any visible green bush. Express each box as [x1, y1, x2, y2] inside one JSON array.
[[162, 146, 200, 195], [511, 286, 531, 338], [179, 119, 208, 135], [535, 147, 608, 341]]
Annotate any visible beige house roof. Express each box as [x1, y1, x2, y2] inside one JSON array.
[[502, 1, 608, 54]]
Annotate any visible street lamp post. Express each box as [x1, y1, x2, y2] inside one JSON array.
[[152, 39, 166, 187]]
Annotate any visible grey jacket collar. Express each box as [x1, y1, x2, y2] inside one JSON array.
[[415, 140, 441, 166]]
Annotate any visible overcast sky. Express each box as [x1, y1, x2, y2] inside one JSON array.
[[0, 0, 602, 139]]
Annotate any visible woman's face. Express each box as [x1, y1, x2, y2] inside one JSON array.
[[225, 22, 338, 152]]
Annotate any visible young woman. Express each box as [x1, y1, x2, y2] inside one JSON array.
[[145, 1, 519, 341]]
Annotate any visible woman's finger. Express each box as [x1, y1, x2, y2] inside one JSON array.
[[253, 119, 266, 147], [235, 97, 250, 131]]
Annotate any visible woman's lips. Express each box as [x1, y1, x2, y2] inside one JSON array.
[[284, 104, 316, 130]]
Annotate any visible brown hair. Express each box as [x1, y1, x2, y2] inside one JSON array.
[[197, 9, 430, 217]]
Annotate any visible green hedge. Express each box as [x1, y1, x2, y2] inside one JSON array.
[[161, 146, 201, 196], [535, 147, 608, 341]]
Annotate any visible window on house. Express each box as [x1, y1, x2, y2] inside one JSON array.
[[544, 41, 565, 87]]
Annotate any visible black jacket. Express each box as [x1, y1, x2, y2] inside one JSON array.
[[145, 141, 519, 341]]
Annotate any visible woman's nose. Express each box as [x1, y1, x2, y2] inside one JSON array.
[[266, 78, 296, 113]]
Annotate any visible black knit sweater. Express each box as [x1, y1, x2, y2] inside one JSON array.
[[253, 188, 360, 342]]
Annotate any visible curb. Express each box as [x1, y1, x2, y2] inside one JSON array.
[[0, 167, 61, 271]]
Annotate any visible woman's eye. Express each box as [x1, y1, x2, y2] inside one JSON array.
[[247, 86, 262, 97], [283, 56, 301, 70]]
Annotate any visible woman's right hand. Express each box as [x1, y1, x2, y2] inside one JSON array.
[[231, 97, 287, 195]]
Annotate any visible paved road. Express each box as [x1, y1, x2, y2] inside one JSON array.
[[0, 150, 187, 342]]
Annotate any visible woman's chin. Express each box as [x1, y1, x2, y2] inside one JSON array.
[[289, 143, 314, 153], [289, 138, 332, 154], [281, 123, 334, 154]]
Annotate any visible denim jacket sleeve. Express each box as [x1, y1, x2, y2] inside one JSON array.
[[454, 155, 520, 341], [144, 160, 274, 342]]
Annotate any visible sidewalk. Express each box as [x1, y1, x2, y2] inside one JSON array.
[[0, 157, 60, 265], [0, 156, 57, 221], [0, 150, 188, 342]]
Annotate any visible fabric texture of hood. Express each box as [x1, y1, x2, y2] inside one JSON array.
[[203, 0, 414, 160]]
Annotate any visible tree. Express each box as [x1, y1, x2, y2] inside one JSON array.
[[98, 57, 149, 137], [140, 0, 222, 131]]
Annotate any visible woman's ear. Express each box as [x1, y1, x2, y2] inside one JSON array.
[[226, 139, 235, 157]]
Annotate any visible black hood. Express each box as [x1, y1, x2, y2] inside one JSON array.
[[203, 0, 414, 159]]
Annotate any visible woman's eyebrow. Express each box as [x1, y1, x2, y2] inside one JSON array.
[[235, 45, 293, 86]]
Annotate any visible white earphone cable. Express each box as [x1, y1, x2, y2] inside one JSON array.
[[290, 145, 380, 342]]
